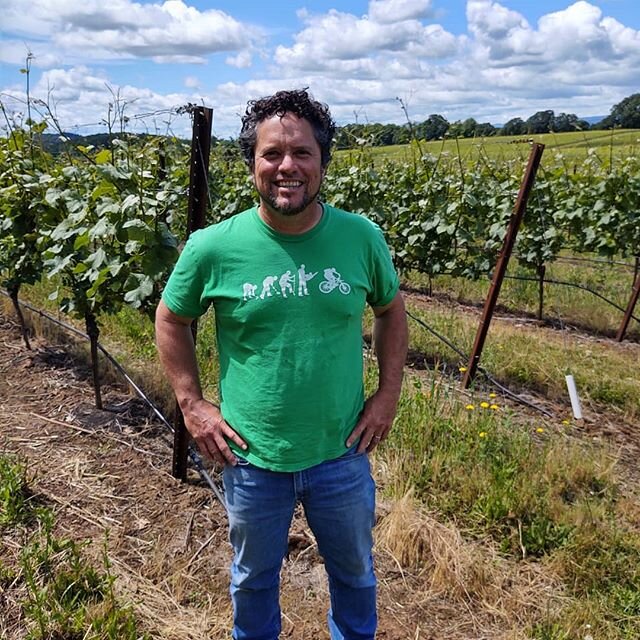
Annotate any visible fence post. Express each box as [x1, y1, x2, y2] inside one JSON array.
[[172, 106, 213, 481], [616, 269, 640, 342], [462, 143, 545, 389]]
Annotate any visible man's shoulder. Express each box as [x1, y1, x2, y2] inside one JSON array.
[[325, 205, 384, 240], [190, 207, 257, 243]]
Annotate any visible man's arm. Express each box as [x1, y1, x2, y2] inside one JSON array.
[[155, 299, 247, 465], [347, 291, 408, 453]]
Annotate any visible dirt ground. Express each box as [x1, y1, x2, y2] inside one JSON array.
[[0, 310, 446, 639], [1, 303, 638, 639]]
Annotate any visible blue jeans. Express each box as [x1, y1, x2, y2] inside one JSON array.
[[223, 448, 377, 640]]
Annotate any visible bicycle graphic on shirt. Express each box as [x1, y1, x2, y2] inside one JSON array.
[[319, 268, 351, 295]]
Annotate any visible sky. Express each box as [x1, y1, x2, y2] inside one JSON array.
[[1, 0, 639, 139]]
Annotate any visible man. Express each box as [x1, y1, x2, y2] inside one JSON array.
[[155, 89, 408, 640]]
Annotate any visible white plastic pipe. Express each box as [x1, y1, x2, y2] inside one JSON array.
[[565, 374, 583, 420]]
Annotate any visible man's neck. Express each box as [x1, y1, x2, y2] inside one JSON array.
[[258, 201, 324, 235]]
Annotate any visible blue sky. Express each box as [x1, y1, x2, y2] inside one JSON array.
[[1, 0, 639, 138]]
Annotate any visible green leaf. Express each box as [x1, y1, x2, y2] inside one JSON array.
[[87, 247, 107, 269], [95, 149, 112, 164], [44, 188, 62, 207], [73, 234, 90, 251], [124, 274, 154, 308], [89, 217, 115, 240], [121, 194, 139, 213]]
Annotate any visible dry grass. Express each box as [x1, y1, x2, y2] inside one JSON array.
[[109, 557, 231, 640], [374, 483, 568, 639]]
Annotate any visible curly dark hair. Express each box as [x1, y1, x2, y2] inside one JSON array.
[[239, 89, 336, 170]]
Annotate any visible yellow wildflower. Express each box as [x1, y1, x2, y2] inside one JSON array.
[[490, 404, 499, 410], [562, 419, 570, 425], [479, 431, 487, 438], [489, 393, 497, 399], [536, 427, 544, 433], [480, 401, 490, 409], [465, 404, 475, 410], [459, 366, 467, 373]]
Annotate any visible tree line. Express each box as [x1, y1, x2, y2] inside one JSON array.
[[335, 93, 640, 148], [33, 93, 640, 155]]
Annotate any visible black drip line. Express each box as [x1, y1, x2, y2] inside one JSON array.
[[0, 291, 226, 509]]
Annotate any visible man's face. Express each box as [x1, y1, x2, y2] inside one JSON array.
[[252, 112, 323, 218]]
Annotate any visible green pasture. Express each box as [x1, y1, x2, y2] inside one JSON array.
[[406, 254, 639, 338], [339, 128, 640, 166]]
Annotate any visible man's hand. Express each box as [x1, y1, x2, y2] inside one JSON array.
[[184, 399, 248, 466], [155, 300, 248, 467], [346, 390, 398, 454], [346, 291, 408, 454]]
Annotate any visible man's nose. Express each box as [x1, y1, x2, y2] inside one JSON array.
[[279, 153, 295, 171]]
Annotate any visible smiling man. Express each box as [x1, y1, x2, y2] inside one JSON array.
[[155, 89, 408, 640]]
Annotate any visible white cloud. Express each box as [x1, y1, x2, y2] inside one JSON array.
[[2, 0, 262, 64], [0, 40, 61, 67], [274, 6, 460, 77], [226, 51, 253, 69], [1, 66, 203, 137], [368, 0, 435, 24]]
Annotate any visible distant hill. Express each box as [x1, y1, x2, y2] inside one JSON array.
[[36, 131, 195, 154], [37, 132, 115, 154], [582, 115, 606, 125]]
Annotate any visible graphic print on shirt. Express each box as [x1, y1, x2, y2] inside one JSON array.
[[319, 267, 351, 295], [259, 275, 280, 299], [242, 283, 258, 301], [297, 264, 317, 296], [241, 265, 351, 303], [279, 270, 295, 298]]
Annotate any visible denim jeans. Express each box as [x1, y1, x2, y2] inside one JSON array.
[[223, 447, 377, 640]]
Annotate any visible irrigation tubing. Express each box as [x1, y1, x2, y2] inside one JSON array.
[[549, 254, 636, 270], [0, 291, 226, 509], [405, 310, 555, 418], [503, 274, 640, 323]]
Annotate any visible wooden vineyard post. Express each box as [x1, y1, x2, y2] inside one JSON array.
[[172, 106, 213, 481], [616, 269, 640, 342], [462, 143, 545, 389]]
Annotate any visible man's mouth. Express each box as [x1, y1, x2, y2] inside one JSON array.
[[276, 180, 303, 188]]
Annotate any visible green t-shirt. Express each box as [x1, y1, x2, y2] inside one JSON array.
[[162, 204, 399, 471]]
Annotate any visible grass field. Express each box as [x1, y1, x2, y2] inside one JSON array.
[[338, 128, 640, 166]]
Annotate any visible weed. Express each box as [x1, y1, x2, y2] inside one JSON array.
[[1, 454, 148, 639], [0, 454, 39, 527]]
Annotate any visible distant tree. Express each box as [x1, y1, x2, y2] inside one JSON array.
[[460, 117, 478, 138], [500, 117, 527, 136], [551, 112, 590, 133], [446, 120, 464, 137], [475, 122, 497, 137], [416, 114, 449, 141], [378, 124, 397, 146], [392, 126, 412, 145], [526, 110, 555, 134], [598, 93, 640, 129]]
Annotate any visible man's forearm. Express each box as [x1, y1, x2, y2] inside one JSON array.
[[373, 293, 408, 403], [155, 301, 203, 412]]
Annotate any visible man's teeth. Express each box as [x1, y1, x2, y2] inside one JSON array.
[[278, 181, 302, 187]]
